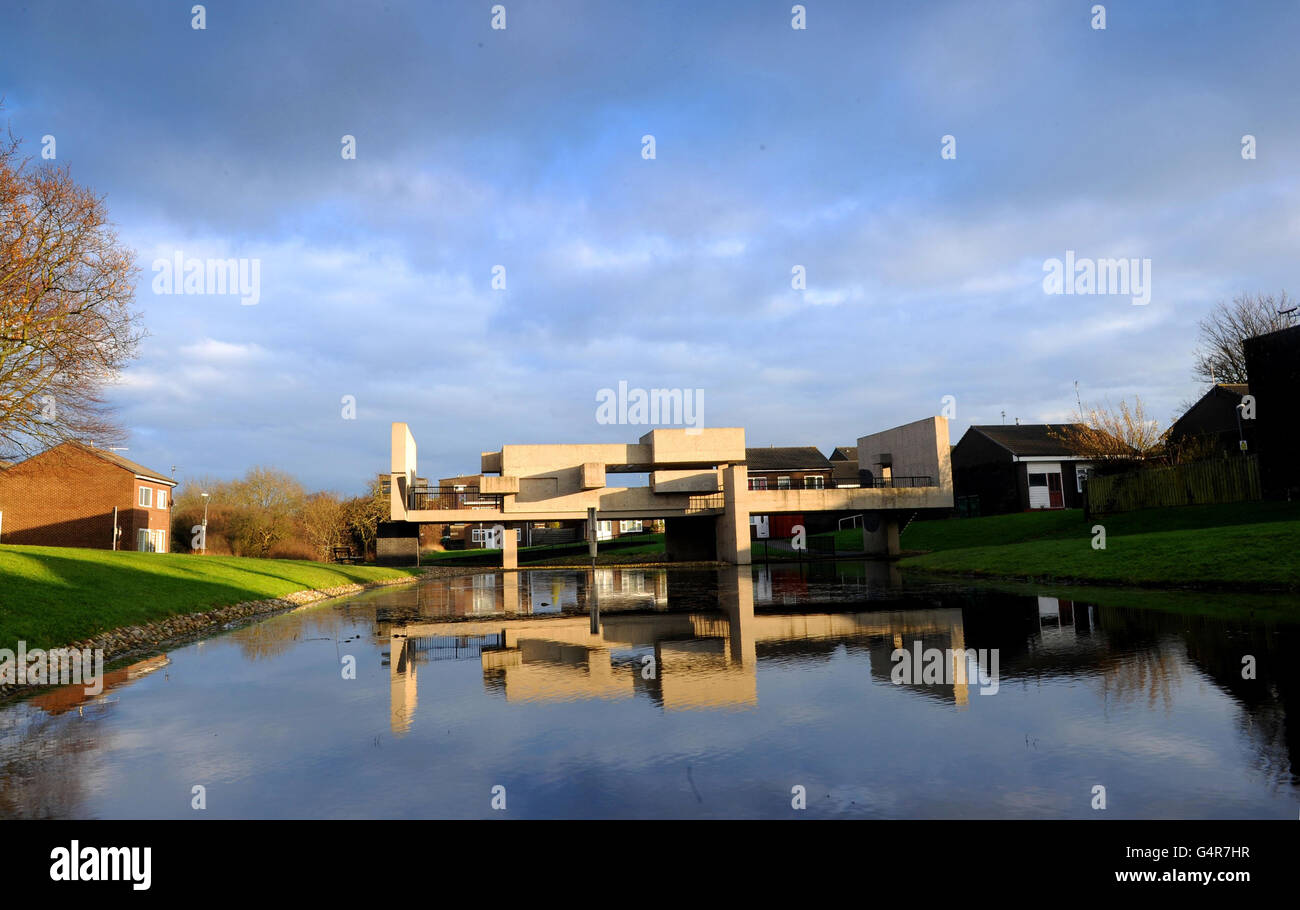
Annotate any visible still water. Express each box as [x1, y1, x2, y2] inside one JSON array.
[[2, 563, 1297, 818]]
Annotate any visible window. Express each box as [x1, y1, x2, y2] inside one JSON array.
[[157, 489, 167, 509], [472, 527, 520, 545], [136, 528, 165, 553], [619, 520, 643, 533], [804, 475, 825, 490], [748, 476, 769, 491], [777, 476, 791, 490], [1076, 466, 1093, 493], [138, 486, 152, 508], [1028, 473, 1048, 487]]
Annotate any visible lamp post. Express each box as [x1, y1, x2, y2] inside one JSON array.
[[1234, 404, 1247, 456], [201, 492, 210, 554]]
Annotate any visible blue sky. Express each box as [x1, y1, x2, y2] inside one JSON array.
[[3, 0, 1298, 492]]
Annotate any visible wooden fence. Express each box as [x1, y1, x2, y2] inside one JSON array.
[[1086, 455, 1261, 516]]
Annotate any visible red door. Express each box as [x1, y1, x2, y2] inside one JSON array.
[[1047, 473, 1063, 508]]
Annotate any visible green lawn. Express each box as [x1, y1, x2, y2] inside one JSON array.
[[0, 545, 421, 649], [898, 501, 1300, 589]]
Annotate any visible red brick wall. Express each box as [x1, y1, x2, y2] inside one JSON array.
[[0, 445, 174, 550], [747, 469, 831, 489]]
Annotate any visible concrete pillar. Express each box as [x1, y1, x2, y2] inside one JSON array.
[[715, 463, 751, 565], [500, 523, 517, 570], [719, 566, 756, 667], [502, 572, 520, 614], [389, 636, 417, 736], [861, 515, 900, 557]]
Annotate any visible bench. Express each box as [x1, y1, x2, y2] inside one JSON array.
[[332, 546, 364, 565]]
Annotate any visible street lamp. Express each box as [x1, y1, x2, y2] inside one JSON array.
[[1234, 404, 1248, 456], [201, 492, 210, 554]]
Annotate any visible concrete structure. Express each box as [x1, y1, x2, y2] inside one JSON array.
[[387, 418, 953, 564], [380, 566, 979, 733]]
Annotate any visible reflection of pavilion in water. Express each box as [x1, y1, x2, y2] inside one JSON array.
[[382, 569, 978, 734], [401, 568, 670, 617]]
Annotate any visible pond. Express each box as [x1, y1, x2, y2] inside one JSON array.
[[1, 563, 1296, 818]]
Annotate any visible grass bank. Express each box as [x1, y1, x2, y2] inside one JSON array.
[[898, 501, 1300, 590], [0, 545, 422, 649]]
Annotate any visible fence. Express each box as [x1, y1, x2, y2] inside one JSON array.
[[1086, 455, 1261, 516]]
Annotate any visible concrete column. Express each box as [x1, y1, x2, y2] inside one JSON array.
[[719, 566, 756, 666], [500, 523, 517, 570], [715, 463, 751, 565], [862, 515, 900, 557]]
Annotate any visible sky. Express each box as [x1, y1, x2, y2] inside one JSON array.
[[3, 0, 1298, 493]]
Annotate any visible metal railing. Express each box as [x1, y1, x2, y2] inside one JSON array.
[[686, 492, 725, 512], [408, 486, 503, 510], [748, 476, 936, 491], [864, 475, 934, 488]]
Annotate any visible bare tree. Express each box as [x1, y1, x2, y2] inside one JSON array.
[[0, 112, 143, 459], [227, 467, 305, 557], [344, 475, 388, 559], [1051, 397, 1161, 463], [300, 491, 346, 560], [1192, 292, 1294, 384]]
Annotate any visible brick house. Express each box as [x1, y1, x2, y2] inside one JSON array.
[[0, 442, 177, 551], [745, 446, 834, 539]]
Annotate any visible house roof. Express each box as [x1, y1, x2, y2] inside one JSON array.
[[62, 441, 177, 485], [968, 424, 1094, 457], [831, 460, 860, 483], [828, 446, 857, 462], [745, 446, 833, 473], [1168, 383, 1249, 439]]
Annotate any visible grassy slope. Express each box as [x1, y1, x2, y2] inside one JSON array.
[[0, 545, 420, 648], [898, 501, 1300, 588]]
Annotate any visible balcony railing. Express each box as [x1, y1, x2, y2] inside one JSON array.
[[409, 486, 504, 511], [748, 476, 936, 492], [862, 475, 934, 488], [686, 492, 725, 512]]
